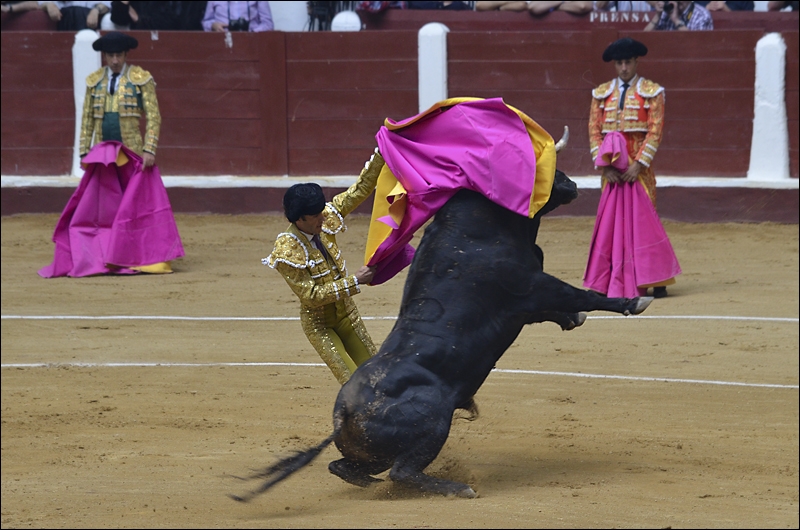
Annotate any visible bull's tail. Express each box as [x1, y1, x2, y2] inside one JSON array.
[[228, 430, 338, 503]]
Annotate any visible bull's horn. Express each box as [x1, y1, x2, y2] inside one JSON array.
[[554, 126, 569, 153]]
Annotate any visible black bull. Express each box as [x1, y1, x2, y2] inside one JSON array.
[[231, 170, 652, 501]]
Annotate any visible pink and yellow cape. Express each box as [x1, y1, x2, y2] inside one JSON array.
[[38, 141, 185, 278], [583, 131, 681, 297], [364, 97, 557, 284]]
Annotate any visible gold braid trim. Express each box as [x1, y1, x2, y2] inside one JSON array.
[[264, 233, 312, 269], [321, 204, 345, 235], [85, 67, 106, 87], [592, 80, 615, 100], [127, 65, 154, 85], [636, 78, 664, 98]]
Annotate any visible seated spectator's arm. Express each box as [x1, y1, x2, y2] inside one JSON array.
[[475, 1, 529, 10], [528, 0, 564, 14], [251, 0, 274, 31], [40, 1, 62, 21], [86, 2, 109, 29], [594, 0, 611, 9], [201, 1, 227, 32], [767, 0, 786, 9], [558, 1, 593, 14], [2, 1, 42, 13]]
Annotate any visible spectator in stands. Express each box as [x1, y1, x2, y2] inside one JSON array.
[[1, 1, 41, 15], [767, 0, 798, 9], [528, 1, 593, 15], [202, 1, 273, 32], [108, 1, 206, 30], [475, 1, 529, 10], [408, 1, 472, 8], [694, 1, 753, 10], [643, 1, 713, 30], [594, 1, 656, 10], [40, 1, 111, 30]]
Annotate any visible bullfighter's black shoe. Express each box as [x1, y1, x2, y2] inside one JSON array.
[[653, 287, 668, 298]]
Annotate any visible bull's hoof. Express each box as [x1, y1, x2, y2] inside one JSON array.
[[574, 312, 587, 327], [632, 296, 653, 315], [329, 460, 384, 488], [454, 486, 478, 499]]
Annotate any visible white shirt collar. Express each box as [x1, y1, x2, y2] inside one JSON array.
[[618, 75, 638, 88]]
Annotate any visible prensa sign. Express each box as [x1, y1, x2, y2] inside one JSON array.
[[589, 11, 654, 23]]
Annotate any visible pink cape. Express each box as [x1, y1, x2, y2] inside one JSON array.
[[38, 141, 185, 278], [368, 98, 541, 284], [583, 132, 681, 297]]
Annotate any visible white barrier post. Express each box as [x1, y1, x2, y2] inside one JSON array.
[[72, 29, 101, 177], [418, 22, 449, 113], [747, 33, 790, 181]]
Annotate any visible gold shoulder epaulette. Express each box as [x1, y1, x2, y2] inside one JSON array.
[[85, 67, 105, 87], [127, 65, 154, 86], [264, 233, 310, 269], [636, 78, 664, 98], [321, 203, 345, 235], [592, 80, 615, 99]]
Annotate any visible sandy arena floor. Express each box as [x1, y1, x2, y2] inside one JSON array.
[[1, 212, 798, 529]]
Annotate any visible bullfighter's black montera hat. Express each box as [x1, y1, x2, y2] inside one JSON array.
[[602, 37, 648, 62], [92, 31, 139, 53], [284, 183, 326, 223]]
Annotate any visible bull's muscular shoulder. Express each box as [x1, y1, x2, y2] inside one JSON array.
[[85, 67, 106, 87], [321, 204, 345, 235], [636, 78, 664, 98], [592, 80, 615, 100], [127, 65, 154, 86], [265, 232, 311, 269]]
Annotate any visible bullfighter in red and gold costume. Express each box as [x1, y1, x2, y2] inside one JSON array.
[[585, 37, 680, 299]]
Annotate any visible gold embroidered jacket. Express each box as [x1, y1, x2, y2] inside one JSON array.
[[79, 64, 161, 157], [589, 77, 665, 168], [264, 151, 385, 310]]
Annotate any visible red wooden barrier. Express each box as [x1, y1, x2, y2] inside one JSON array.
[[0, 27, 797, 178]]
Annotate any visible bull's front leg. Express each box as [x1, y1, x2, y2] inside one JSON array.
[[525, 272, 652, 316], [527, 311, 587, 330]]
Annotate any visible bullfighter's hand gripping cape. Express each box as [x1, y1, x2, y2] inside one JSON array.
[[364, 97, 557, 285], [582, 131, 681, 297]]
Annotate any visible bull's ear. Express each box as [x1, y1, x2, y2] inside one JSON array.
[[533, 244, 544, 268]]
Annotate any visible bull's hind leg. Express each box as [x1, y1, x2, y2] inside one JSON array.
[[388, 415, 477, 498], [389, 460, 477, 498], [328, 459, 386, 487]]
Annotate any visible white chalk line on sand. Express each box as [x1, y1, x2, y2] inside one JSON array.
[[2, 314, 798, 323], [1, 361, 797, 389], [3, 314, 797, 389]]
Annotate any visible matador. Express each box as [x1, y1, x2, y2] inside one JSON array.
[[79, 31, 160, 166], [263, 150, 385, 384]]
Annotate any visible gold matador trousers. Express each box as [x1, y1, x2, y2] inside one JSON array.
[[299, 297, 375, 384]]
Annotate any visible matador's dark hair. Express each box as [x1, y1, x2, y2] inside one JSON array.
[[283, 183, 326, 223]]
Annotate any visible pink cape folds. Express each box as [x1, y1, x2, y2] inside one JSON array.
[[365, 97, 557, 285], [583, 132, 681, 298], [38, 141, 185, 278]]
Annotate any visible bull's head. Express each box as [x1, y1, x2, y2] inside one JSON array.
[[541, 126, 578, 215]]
